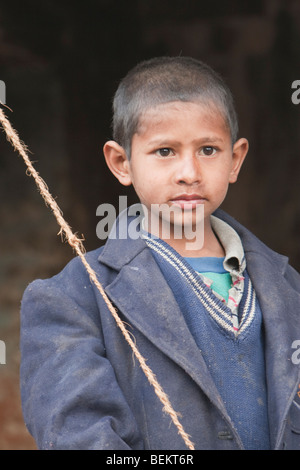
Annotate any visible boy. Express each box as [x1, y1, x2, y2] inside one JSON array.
[[20, 56, 300, 450]]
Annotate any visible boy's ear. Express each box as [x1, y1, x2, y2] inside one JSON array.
[[229, 138, 249, 184], [103, 140, 132, 186]]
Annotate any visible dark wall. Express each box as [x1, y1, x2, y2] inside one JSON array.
[[0, 0, 299, 449], [1, 0, 300, 263]]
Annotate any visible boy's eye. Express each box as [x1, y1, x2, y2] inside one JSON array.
[[200, 146, 217, 156], [155, 148, 173, 157]]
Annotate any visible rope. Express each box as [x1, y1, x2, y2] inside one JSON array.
[[0, 106, 195, 451]]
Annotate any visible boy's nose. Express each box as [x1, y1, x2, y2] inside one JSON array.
[[174, 154, 201, 186]]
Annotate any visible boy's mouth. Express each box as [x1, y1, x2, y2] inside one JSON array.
[[170, 194, 206, 210]]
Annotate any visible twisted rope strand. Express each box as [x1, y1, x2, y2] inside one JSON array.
[[0, 107, 195, 451]]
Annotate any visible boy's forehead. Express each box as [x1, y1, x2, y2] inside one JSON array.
[[136, 100, 228, 134]]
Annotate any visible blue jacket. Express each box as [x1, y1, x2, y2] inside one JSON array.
[[20, 209, 300, 450]]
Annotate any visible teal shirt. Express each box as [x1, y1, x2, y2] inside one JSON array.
[[184, 257, 232, 303]]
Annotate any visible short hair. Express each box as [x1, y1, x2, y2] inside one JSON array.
[[112, 56, 239, 158]]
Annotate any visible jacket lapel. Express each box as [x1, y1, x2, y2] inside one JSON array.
[[99, 227, 237, 427], [246, 251, 300, 448]]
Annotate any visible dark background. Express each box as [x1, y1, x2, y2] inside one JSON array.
[[0, 0, 299, 449]]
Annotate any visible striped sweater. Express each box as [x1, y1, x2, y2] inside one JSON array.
[[143, 232, 270, 450]]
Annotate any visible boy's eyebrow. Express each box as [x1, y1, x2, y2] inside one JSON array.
[[146, 136, 225, 147]]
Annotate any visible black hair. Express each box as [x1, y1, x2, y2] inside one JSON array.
[[112, 56, 238, 158]]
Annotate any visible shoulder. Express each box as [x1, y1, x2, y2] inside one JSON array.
[[214, 209, 282, 256], [284, 263, 300, 295], [214, 209, 300, 281], [21, 245, 106, 308]]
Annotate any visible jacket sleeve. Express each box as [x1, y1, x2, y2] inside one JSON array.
[[20, 262, 144, 450]]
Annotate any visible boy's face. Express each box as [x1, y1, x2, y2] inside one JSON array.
[[104, 101, 248, 239]]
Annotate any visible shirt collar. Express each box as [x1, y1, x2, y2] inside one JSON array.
[[210, 215, 246, 275]]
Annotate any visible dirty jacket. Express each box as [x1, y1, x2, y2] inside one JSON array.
[[20, 209, 300, 450]]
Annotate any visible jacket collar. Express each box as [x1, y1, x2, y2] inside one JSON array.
[[99, 204, 147, 270]]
